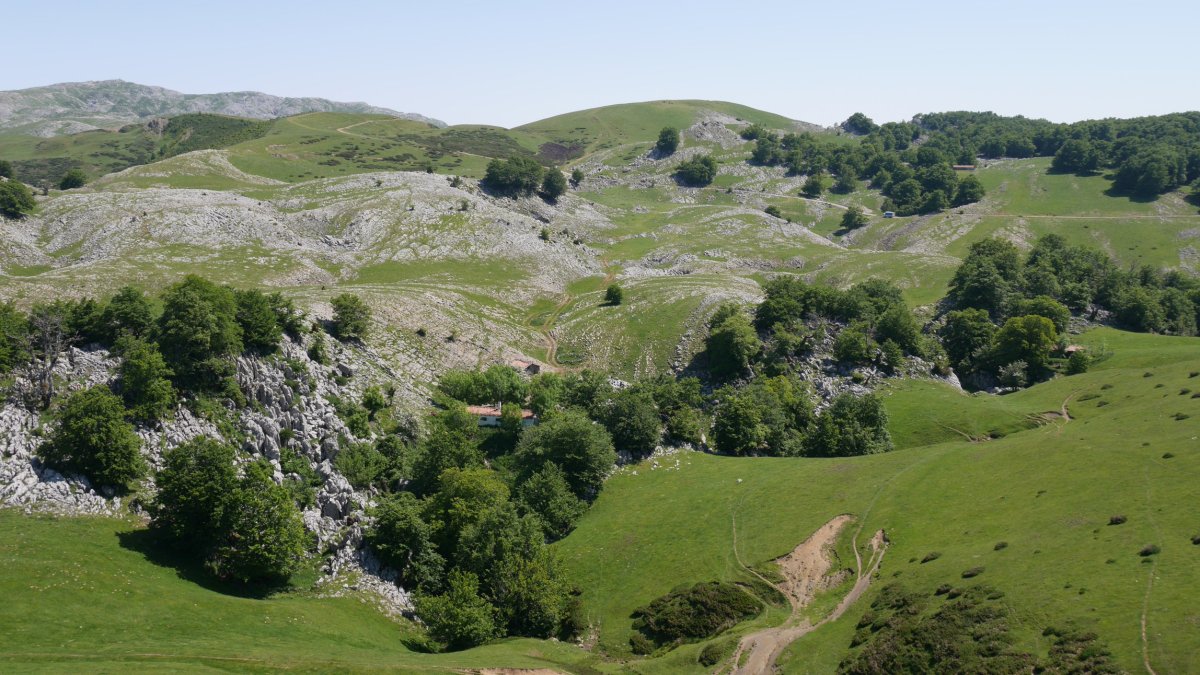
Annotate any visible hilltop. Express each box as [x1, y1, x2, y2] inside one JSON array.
[[0, 80, 444, 136]]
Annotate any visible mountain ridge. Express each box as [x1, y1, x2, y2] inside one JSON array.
[[0, 79, 445, 136]]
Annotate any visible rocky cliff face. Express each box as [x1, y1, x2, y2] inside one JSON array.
[[0, 80, 445, 136], [0, 331, 414, 613]]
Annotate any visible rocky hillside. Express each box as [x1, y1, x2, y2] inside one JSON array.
[[0, 80, 444, 136]]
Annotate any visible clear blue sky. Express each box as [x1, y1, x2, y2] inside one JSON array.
[[5, 0, 1197, 127]]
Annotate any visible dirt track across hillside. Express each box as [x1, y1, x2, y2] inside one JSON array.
[[726, 516, 887, 674]]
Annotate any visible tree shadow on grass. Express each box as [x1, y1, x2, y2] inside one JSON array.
[[116, 528, 288, 599], [1102, 185, 1159, 204]]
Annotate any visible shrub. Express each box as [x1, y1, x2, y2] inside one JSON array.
[[629, 632, 655, 655], [1139, 544, 1160, 557], [631, 582, 760, 647], [1108, 515, 1127, 525], [1191, 534, 1200, 545], [58, 168, 87, 190], [0, 179, 36, 218], [415, 570, 499, 650], [961, 566, 985, 578], [920, 551, 942, 563], [335, 442, 388, 489], [655, 127, 679, 155], [330, 293, 371, 341], [482, 156, 544, 196], [540, 168, 567, 201], [39, 385, 145, 490], [764, 205, 782, 219], [117, 337, 176, 422], [605, 284, 624, 305], [840, 205, 869, 230], [675, 155, 717, 186], [699, 639, 733, 666], [569, 168, 584, 186], [993, 541, 1008, 551]]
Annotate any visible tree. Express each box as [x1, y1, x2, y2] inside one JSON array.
[[58, 168, 87, 190], [540, 169, 567, 201], [99, 286, 154, 343], [26, 302, 76, 407], [367, 492, 445, 592], [675, 155, 718, 186], [528, 372, 565, 416], [833, 171, 857, 194], [656, 127, 680, 155], [804, 392, 892, 457], [1011, 296, 1071, 334], [706, 313, 760, 376], [919, 189, 949, 214], [208, 462, 308, 583], [157, 277, 242, 391], [152, 436, 239, 546], [940, 309, 996, 373], [875, 304, 923, 355], [482, 157, 544, 196], [834, 323, 876, 364], [605, 284, 624, 305], [1066, 350, 1090, 375], [569, 168, 584, 187], [425, 467, 511, 553], [712, 393, 765, 456], [362, 385, 388, 419], [234, 289, 282, 353], [801, 172, 827, 198], [514, 409, 615, 500], [1113, 286, 1165, 332], [0, 302, 27, 374], [416, 570, 499, 650], [843, 113, 877, 135], [992, 315, 1058, 373], [1052, 138, 1101, 174], [330, 293, 371, 341], [953, 174, 986, 206], [118, 337, 176, 422], [598, 389, 661, 458], [840, 206, 869, 230], [39, 385, 145, 489], [0, 160, 12, 178], [516, 464, 587, 541], [0, 179, 36, 218]]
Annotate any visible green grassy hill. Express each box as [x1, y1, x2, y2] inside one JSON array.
[[2, 329, 1196, 672]]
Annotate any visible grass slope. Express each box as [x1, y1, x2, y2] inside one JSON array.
[[556, 328, 1200, 673]]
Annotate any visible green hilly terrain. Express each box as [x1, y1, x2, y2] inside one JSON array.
[[2, 97, 1199, 673]]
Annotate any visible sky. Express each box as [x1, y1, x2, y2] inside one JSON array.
[[4, 0, 1198, 128]]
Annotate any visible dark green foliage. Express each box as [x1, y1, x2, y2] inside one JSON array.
[[597, 389, 661, 458], [699, 640, 734, 667], [764, 205, 783, 219], [99, 286, 154, 343], [0, 302, 29, 374], [334, 442, 389, 489], [0, 160, 11, 178], [843, 113, 877, 135], [1010, 296, 1071, 334], [839, 584, 1034, 674], [158, 113, 272, 157], [706, 312, 759, 376], [605, 283, 624, 305], [631, 582, 760, 648], [1040, 628, 1121, 673], [834, 323, 877, 365], [516, 464, 587, 541], [1066, 350, 1090, 375], [540, 168, 567, 201], [515, 409, 615, 500], [528, 372, 565, 416], [482, 156, 544, 196], [875, 305, 923, 356], [948, 238, 1024, 317], [416, 570, 499, 650], [154, 442, 307, 584], [367, 492, 446, 593], [992, 315, 1058, 373], [569, 168, 584, 186], [117, 337, 176, 422], [234, 289, 282, 353], [675, 155, 718, 186], [953, 174, 986, 205], [1051, 138, 1102, 174], [804, 392, 892, 457], [801, 172, 827, 198], [940, 308, 996, 374], [156, 276, 242, 392], [152, 437, 239, 545], [712, 393, 765, 456], [330, 293, 371, 341], [58, 168, 87, 190], [438, 365, 528, 406], [0, 178, 36, 218], [655, 127, 680, 155], [840, 205, 868, 230], [39, 385, 145, 489]]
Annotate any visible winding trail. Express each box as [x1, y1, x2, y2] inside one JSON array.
[[725, 515, 887, 675]]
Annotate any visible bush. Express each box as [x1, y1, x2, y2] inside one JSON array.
[[540, 169, 567, 201], [961, 566, 985, 578], [655, 127, 679, 155], [415, 570, 499, 650], [58, 168, 87, 190], [605, 284, 623, 305], [1066, 350, 1090, 375], [699, 640, 733, 666], [482, 156, 544, 196], [1108, 514, 1127, 525], [631, 582, 760, 647], [39, 385, 145, 490], [1139, 544, 1160, 557], [117, 337, 176, 422], [334, 442, 388, 489], [0, 179, 36, 218], [235, 289, 283, 353], [993, 541, 1008, 551], [764, 205, 782, 219], [920, 551, 942, 563], [675, 155, 717, 186], [840, 205, 868, 230], [330, 293, 371, 341], [801, 172, 827, 198], [367, 492, 445, 592]]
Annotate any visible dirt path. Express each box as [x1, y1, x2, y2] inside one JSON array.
[[725, 516, 887, 674]]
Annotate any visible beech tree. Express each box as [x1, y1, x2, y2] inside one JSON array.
[[40, 385, 145, 489], [655, 127, 679, 155]]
